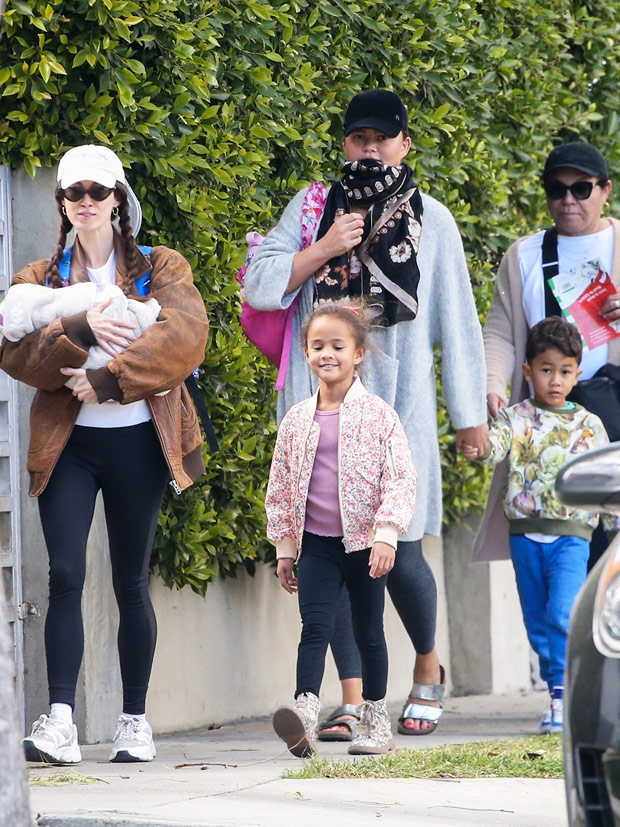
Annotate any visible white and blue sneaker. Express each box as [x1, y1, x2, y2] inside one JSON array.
[[109, 714, 156, 763], [550, 697, 563, 733], [23, 714, 82, 764], [539, 701, 553, 735]]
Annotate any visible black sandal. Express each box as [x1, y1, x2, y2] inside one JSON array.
[[316, 704, 361, 742]]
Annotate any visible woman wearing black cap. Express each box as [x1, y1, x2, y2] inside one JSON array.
[[475, 140, 618, 733], [245, 89, 488, 739]]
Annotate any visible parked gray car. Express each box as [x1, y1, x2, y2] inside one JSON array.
[[556, 443, 620, 827]]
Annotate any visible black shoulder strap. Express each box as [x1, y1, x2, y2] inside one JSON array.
[[184, 374, 219, 453], [541, 227, 562, 317]]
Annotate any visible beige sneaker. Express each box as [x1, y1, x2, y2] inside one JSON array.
[[348, 698, 395, 755], [273, 692, 321, 758]]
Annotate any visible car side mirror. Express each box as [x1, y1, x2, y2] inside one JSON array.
[[556, 442, 620, 513]]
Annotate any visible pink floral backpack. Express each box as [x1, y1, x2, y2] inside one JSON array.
[[236, 182, 327, 390]]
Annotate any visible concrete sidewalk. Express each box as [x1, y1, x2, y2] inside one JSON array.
[[29, 691, 567, 827]]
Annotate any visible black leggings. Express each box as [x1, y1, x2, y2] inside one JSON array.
[[329, 539, 437, 681], [296, 532, 389, 702], [38, 422, 169, 715]]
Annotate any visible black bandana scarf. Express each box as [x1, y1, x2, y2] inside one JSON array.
[[313, 160, 423, 327]]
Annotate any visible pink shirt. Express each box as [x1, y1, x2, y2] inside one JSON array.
[[304, 409, 343, 537]]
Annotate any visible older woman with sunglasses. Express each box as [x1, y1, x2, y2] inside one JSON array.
[[475, 141, 619, 574], [0, 145, 208, 765]]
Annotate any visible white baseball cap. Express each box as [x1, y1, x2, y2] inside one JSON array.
[[57, 144, 142, 236], [58, 145, 126, 189]]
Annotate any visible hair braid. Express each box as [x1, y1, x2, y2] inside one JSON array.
[[45, 186, 74, 288], [115, 184, 141, 292]]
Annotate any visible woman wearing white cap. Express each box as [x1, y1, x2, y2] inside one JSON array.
[[0, 145, 208, 764]]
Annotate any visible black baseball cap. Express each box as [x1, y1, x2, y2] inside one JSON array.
[[543, 142, 608, 179], [344, 89, 408, 138]]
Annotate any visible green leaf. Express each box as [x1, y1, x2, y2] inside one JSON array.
[[3, 0, 620, 592]]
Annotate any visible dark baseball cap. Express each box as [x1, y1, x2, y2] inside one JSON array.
[[543, 142, 608, 179], [344, 89, 408, 138]]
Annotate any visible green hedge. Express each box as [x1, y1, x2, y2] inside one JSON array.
[[2, 0, 620, 592]]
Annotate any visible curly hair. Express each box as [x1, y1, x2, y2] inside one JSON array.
[[45, 183, 142, 291], [525, 316, 583, 365]]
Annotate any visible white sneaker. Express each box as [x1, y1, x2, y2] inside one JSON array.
[[109, 714, 156, 763], [550, 698, 563, 733], [23, 714, 82, 764], [539, 701, 553, 734]]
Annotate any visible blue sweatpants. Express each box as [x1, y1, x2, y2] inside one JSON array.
[[509, 534, 589, 691]]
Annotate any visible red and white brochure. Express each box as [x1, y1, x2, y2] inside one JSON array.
[[548, 263, 620, 350]]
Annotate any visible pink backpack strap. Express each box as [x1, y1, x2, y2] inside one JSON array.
[[275, 182, 327, 391]]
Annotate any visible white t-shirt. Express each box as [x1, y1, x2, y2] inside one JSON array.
[[75, 250, 152, 428], [519, 225, 614, 380]]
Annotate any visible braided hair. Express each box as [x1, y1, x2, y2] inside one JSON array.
[[45, 183, 142, 291], [45, 186, 75, 288]]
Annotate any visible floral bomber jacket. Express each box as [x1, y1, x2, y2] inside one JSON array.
[[265, 378, 417, 559], [484, 398, 619, 538]]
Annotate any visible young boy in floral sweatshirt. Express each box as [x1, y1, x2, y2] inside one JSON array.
[[464, 316, 617, 734]]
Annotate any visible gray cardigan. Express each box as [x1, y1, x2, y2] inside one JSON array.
[[245, 186, 487, 541]]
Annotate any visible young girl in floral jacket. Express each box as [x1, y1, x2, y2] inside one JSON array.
[[266, 300, 416, 757]]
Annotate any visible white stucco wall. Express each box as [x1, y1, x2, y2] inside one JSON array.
[[490, 560, 531, 694]]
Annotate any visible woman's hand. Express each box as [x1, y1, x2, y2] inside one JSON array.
[[487, 393, 507, 419], [60, 368, 98, 404], [600, 293, 620, 323], [318, 213, 365, 258], [369, 541, 395, 579], [86, 298, 137, 357], [277, 558, 298, 594], [456, 423, 489, 456], [287, 213, 366, 294]]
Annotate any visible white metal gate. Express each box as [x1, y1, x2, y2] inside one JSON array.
[[0, 166, 24, 723]]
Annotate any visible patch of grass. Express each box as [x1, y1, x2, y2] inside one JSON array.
[[28, 770, 103, 787], [284, 735, 563, 780]]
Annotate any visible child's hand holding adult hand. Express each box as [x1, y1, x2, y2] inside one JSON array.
[[456, 423, 489, 457], [369, 541, 395, 579], [462, 443, 479, 460], [277, 558, 298, 594]]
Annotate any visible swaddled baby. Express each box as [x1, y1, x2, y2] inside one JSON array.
[[0, 282, 161, 389]]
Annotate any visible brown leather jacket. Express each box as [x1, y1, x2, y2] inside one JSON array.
[[0, 236, 209, 495]]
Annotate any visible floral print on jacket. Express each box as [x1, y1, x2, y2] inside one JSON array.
[[265, 378, 416, 559], [484, 398, 618, 536]]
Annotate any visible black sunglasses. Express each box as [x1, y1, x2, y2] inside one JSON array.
[[543, 179, 600, 201], [62, 184, 115, 202]]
